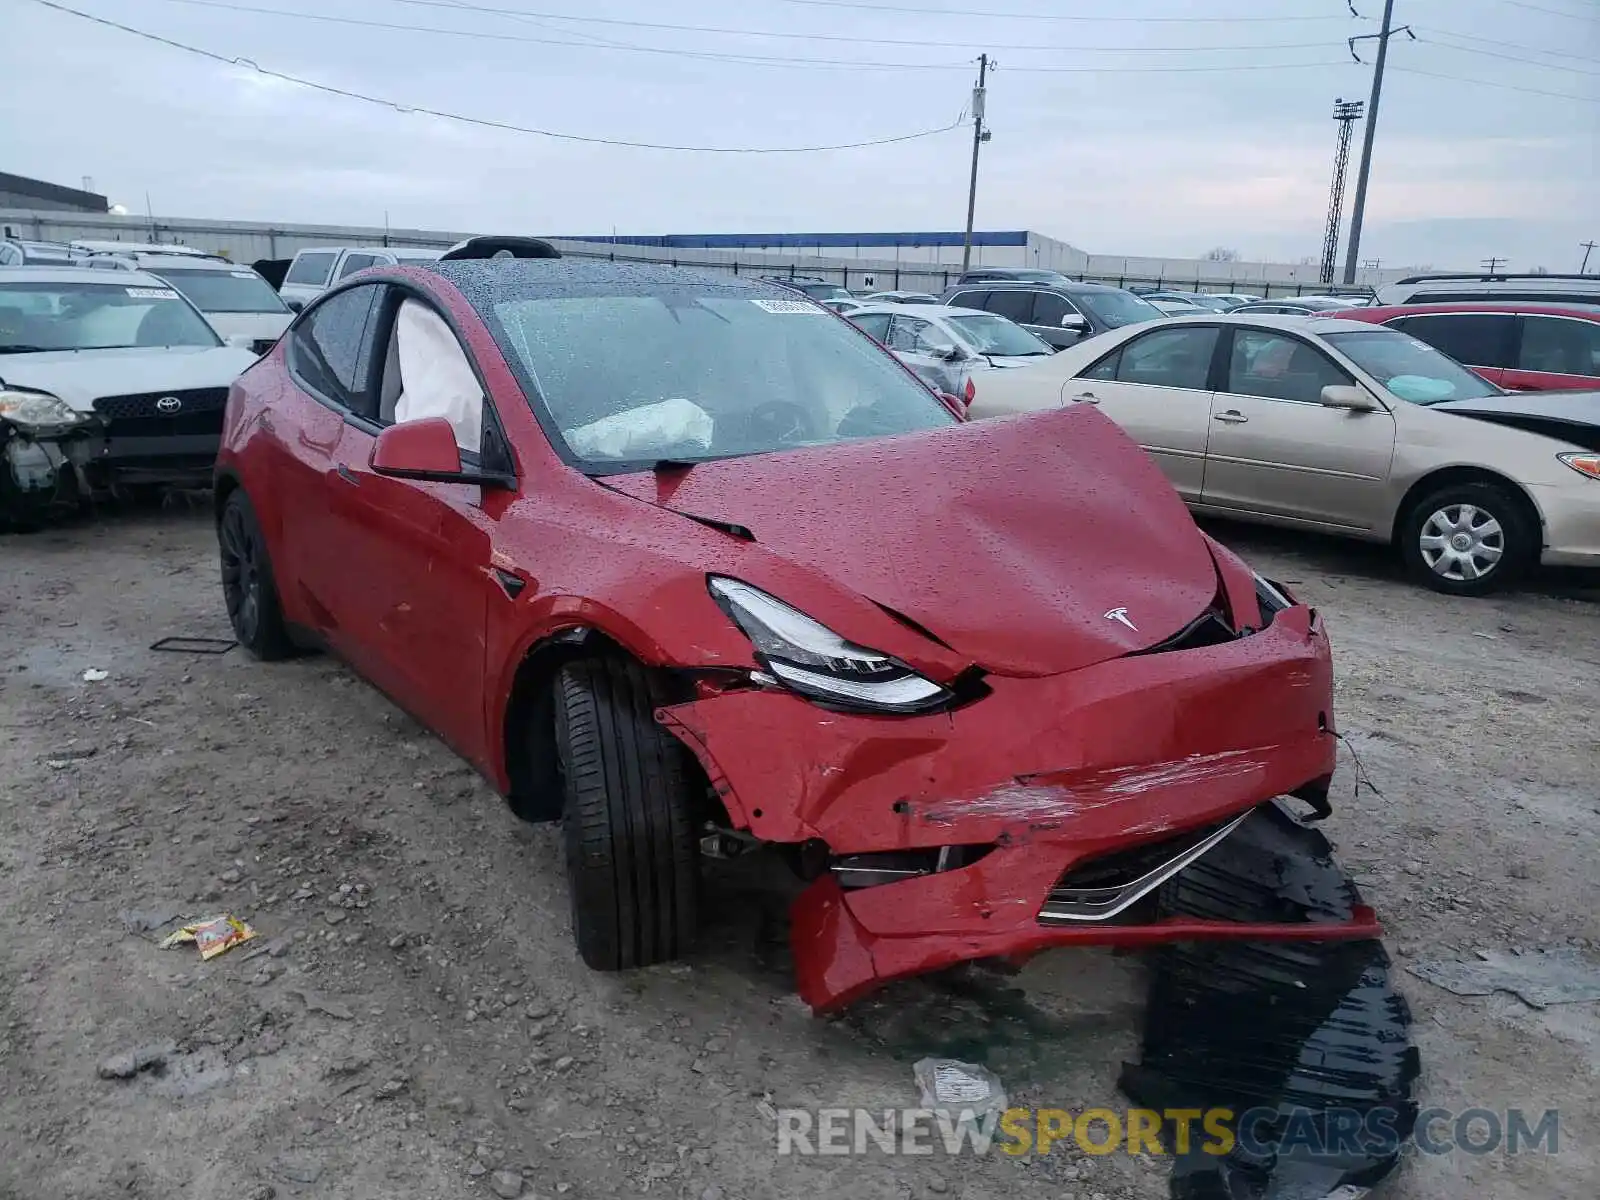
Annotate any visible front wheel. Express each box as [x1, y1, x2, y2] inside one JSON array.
[[218, 489, 294, 659], [1399, 482, 1535, 596], [553, 658, 699, 971]]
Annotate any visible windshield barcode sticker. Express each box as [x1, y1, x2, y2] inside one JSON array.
[[126, 287, 178, 300], [750, 299, 823, 314]]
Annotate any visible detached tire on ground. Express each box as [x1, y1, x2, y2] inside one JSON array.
[[554, 658, 699, 970], [218, 488, 294, 660], [1398, 480, 1536, 597]]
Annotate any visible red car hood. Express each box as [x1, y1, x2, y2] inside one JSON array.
[[605, 407, 1218, 677]]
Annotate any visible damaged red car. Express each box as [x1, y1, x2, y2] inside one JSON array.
[[215, 239, 1377, 1012]]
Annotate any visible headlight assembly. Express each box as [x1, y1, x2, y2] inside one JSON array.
[[708, 576, 952, 714], [0, 389, 90, 434]]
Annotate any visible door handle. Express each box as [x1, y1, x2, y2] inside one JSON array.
[[336, 463, 360, 486], [1213, 410, 1249, 424], [1071, 392, 1100, 404]]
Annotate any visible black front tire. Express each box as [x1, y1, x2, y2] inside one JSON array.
[[553, 658, 699, 971], [1399, 481, 1535, 597], [218, 489, 294, 659]]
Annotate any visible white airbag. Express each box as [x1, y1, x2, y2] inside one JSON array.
[[393, 299, 482, 453]]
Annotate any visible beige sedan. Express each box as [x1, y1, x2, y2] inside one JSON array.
[[968, 314, 1600, 594]]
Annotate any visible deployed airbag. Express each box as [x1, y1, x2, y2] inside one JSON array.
[[392, 299, 483, 454]]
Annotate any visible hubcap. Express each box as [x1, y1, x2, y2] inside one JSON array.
[[1419, 503, 1504, 583]]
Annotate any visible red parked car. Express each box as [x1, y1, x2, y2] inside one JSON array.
[[1338, 302, 1600, 391], [214, 238, 1375, 1012]]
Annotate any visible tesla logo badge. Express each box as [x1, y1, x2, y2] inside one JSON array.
[[1104, 607, 1137, 631], [155, 396, 182, 413]]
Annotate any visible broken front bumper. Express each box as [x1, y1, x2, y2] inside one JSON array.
[[660, 606, 1379, 1012], [0, 420, 97, 529]]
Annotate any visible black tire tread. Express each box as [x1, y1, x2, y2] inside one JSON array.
[[555, 657, 698, 971], [222, 489, 294, 660]]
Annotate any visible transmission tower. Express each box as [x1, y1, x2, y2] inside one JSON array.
[[1320, 99, 1364, 286]]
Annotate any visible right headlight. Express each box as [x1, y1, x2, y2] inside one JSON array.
[[0, 389, 90, 434], [708, 576, 952, 714], [1558, 452, 1600, 481]]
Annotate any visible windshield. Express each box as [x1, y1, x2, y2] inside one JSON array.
[[1075, 289, 1165, 329], [0, 280, 221, 353], [489, 292, 957, 471], [150, 267, 289, 314], [946, 313, 1052, 356], [1323, 330, 1501, 404]]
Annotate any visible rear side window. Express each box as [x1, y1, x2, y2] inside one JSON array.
[[337, 253, 381, 280], [1095, 326, 1219, 390], [289, 284, 382, 410], [1387, 313, 1514, 368], [947, 290, 987, 310], [851, 313, 891, 342], [1519, 316, 1600, 377], [284, 251, 338, 286], [984, 291, 1034, 323]]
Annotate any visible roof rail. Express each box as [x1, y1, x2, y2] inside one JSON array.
[[439, 235, 561, 261], [1394, 272, 1599, 284]]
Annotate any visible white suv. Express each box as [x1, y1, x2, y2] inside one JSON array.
[[278, 245, 443, 310], [1377, 273, 1600, 307], [83, 250, 291, 353]]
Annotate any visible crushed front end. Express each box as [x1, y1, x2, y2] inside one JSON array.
[[0, 401, 101, 530], [660, 595, 1376, 1013]]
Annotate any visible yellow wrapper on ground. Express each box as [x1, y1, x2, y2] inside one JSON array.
[[158, 915, 257, 960]]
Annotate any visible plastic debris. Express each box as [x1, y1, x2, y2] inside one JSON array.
[[150, 636, 237, 654], [81, 668, 109, 682], [912, 1058, 1008, 1121], [158, 914, 257, 960], [1408, 949, 1600, 1009]]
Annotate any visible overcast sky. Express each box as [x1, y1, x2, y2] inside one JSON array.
[[2, 0, 1596, 269]]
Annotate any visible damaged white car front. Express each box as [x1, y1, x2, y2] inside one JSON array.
[[0, 385, 101, 529]]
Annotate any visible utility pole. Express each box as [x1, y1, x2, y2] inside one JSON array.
[[960, 54, 991, 273], [1581, 240, 1597, 273], [1342, 0, 1413, 285], [1319, 99, 1364, 286], [1481, 256, 1506, 275]]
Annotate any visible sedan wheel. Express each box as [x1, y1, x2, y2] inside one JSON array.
[[1400, 482, 1533, 596]]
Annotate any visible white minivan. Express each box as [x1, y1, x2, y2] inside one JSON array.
[[278, 245, 443, 310]]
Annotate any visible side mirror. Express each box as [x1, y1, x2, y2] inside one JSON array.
[[283, 297, 304, 313], [1060, 313, 1088, 330], [370, 417, 514, 488], [1320, 384, 1379, 412]]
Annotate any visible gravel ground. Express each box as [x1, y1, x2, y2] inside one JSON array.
[[1, 505, 1596, 1200]]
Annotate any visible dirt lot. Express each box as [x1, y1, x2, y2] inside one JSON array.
[[1, 505, 1596, 1200]]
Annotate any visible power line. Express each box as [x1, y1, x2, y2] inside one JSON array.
[[150, 0, 1354, 55], [1422, 26, 1600, 64], [27, 0, 969, 150], [54, 0, 1357, 74], [1496, 0, 1599, 20], [766, 0, 1367, 22], [1389, 64, 1600, 101], [1416, 34, 1600, 75]]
